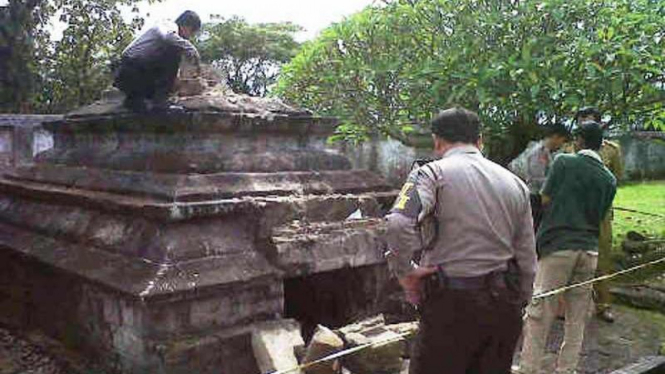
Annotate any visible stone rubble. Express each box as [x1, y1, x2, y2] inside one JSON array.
[[612, 283, 665, 312], [336, 315, 416, 374], [251, 320, 305, 374], [281, 315, 417, 374], [0, 326, 96, 374], [611, 231, 665, 313], [68, 64, 311, 119], [0, 307, 663, 374], [303, 325, 344, 374]]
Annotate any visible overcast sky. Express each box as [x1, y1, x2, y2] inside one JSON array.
[[120, 0, 377, 41]]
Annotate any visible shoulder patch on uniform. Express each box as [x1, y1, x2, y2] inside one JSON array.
[[390, 170, 424, 218]]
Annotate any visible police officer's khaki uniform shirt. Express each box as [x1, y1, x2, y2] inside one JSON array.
[[559, 139, 623, 180], [599, 140, 623, 180], [508, 140, 555, 193], [386, 145, 538, 300]]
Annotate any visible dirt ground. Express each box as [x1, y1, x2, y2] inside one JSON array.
[[1, 304, 663, 374], [398, 305, 663, 374], [515, 305, 664, 373]]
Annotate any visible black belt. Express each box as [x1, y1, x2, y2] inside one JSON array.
[[424, 266, 508, 292]]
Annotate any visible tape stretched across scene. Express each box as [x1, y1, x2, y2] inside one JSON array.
[[266, 254, 665, 374]]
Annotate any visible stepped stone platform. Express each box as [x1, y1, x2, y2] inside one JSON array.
[[0, 90, 398, 373]]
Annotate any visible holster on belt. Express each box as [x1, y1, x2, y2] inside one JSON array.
[[504, 257, 521, 294], [423, 257, 522, 300]]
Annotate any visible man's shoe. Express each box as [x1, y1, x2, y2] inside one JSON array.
[[150, 103, 185, 113], [597, 308, 615, 323], [149, 98, 184, 112]]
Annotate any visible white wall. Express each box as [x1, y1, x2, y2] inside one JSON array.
[[338, 136, 432, 187]]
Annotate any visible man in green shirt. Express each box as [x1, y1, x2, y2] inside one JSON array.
[[519, 121, 617, 374], [576, 107, 624, 323]]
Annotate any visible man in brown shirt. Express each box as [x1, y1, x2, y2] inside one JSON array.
[[386, 107, 537, 374]]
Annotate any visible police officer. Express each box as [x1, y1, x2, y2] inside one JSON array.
[[575, 107, 624, 323], [386, 107, 537, 374], [509, 123, 571, 231], [509, 123, 571, 194], [114, 10, 202, 112]]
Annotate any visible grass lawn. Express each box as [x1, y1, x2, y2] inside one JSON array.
[[612, 180, 665, 247], [611, 180, 665, 284]]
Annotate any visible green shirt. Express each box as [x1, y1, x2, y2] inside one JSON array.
[[537, 151, 617, 257]]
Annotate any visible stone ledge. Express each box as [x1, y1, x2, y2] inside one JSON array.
[[271, 219, 388, 276], [5, 167, 391, 202], [51, 111, 338, 136], [0, 222, 278, 300], [0, 177, 396, 223], [0, 177, 253, 221]]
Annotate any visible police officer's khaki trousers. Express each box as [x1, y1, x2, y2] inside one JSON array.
[[595, 211, 614, 311], [520, 250, 598, 374]]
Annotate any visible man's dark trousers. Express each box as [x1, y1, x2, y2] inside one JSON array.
[[114, 45, 180, 110], [409, 280, 523, 374]]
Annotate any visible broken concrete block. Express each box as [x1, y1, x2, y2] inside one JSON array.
[[336, 316, 418, 374], [339, 330, 403, 373], [341, 329, 403, 374], [252, 319, 305, 374], [337, 315, 385, 335], [384, 321, 419, 357], [385, 321, 418, 336], [337, 316, 418, 352], [303, 325, 344, 374]]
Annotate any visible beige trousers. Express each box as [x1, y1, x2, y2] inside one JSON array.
[[520, 250, 598, 374], [595, 211, 614, 311]]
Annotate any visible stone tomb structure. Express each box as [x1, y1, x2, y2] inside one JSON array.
[[0, 95, 397, 373]]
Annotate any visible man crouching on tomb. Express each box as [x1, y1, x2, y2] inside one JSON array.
[[114, 10, 202, 112]]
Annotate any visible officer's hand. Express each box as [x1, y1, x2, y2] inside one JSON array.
[[398, 266, 437, 306]]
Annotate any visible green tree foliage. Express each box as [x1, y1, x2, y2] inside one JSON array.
[[1, 0, 148, 113], [0, 0, 53, 112], [275, 0, 665, 162], [37, 0, 145, 112], [197, 16, 302, 97]]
